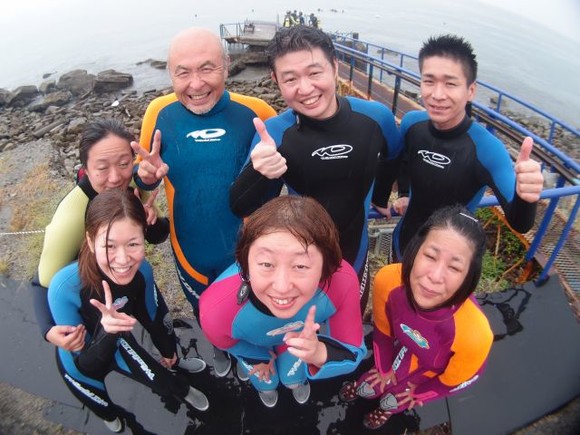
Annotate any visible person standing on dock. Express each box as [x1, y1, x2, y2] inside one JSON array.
[[381, 34, 544, 261], [132, 27, 277, 378], [229, 25, 401, 315]]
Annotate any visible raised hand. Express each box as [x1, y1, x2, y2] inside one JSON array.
[[248, 351, 277, 382], [46, 324, 87, 352], [90, 281, 137, 334], [514, 137, 543, 203], [250, 118, 287, 179], [133, 187, 159, 225], [284, 305, 326, 367], [131, 129, 169, 185]]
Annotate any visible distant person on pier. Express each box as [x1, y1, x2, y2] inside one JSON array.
[[229, 25, 402, 315], [378, 34, 543, 260], [339, 205, 493, 430], [200, 196, 366, 408], [308, 13, 319, 28], [132, 27, 276, 378]]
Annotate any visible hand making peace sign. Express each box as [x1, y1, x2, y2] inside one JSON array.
[[131, 129, 170, 185]]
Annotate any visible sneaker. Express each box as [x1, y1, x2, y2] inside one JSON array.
[[103, 417, 122, 433], [184, 386, 210, 411], [213, 348, 231, 377], [258, 389, 278, 408], [178, 357, 206, 373], [291, 381, 311, 405], [236, 361, 249, 382]]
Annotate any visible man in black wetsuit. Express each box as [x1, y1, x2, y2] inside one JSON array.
[[230, 25, 402, 314], [379, 34, 544, 260]]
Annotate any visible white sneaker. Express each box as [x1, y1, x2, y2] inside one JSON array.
[[213, 348, 231, 377], [184, 386, 210, 411], [103, 417, 122, 433], [178, 357, 206, 373], [258, 389, 278, 408], [236, 362, 249, 381], [291, 381, 311, 404]]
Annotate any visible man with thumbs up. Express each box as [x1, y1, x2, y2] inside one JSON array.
[[230, 25, 402, 314], [384, 34, 544, 260]]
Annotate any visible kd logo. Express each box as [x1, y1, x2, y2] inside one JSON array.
[[417, 150, 451, 169]]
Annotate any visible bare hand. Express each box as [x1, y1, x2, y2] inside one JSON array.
[[248, 351, 277, 382], [46, 324, 86, 352], [90, 281, 137, 334], [395, 382, 423, 410], [284, 305, 326, 367], [132, 130, 169, 185], [250, 118, 287, 179], [160, 353, 178, 369], [133, 187, 159, 225], [392, 197, 409, 215], [515, 137, 543, 203], [366, 367, 397, 394]]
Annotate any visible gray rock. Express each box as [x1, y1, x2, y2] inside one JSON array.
[[57, 69, 96, 96], [0, 88, 10, 107], [94, 70, 134, 94], [29, 90, 72, 112], [7, 86, 40, 107], [39, 80, 57, 95]]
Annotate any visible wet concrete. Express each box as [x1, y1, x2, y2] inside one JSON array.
[[0, 276, 578, 434]]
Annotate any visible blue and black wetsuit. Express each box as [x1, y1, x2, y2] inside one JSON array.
[[230, 96, 401, 312], [48, 261, 187, 421], [393, 112, 537, 259]]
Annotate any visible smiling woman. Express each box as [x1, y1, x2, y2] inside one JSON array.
[[200, 195, 367, 408], [339, 205, 493, 430]]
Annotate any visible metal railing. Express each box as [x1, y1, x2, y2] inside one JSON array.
[[331, 34, 580, 293]]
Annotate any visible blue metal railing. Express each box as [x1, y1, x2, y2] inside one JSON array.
[[333, 34, 580, 290]]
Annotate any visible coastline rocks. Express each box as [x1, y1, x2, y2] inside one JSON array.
[[94, 70, 134, 94], [6, 86, 39, 108], [56, 69, 96, 96]]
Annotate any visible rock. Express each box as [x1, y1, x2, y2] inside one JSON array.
[[7, 86, 40, 108], [94, 70, 134, 94], [0, 88, 10, 107], [29, 90, 73, 112], [57, 69, 96, 96], [150, 60, 167, 70], [229, 59, 247, 76], [39, 80, 57, 95]]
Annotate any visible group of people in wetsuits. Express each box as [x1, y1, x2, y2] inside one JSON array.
[[34, 24, 543, 432], [283, 10, 319, 29]]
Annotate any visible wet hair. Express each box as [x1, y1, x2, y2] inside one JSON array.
[[267, 25, 337, 73], [418, 34, 478, 85], [236, 196, 342, 287], [79, 119, 135, 167], [78, 188, 147, 296], [401, 205, 486, 309]]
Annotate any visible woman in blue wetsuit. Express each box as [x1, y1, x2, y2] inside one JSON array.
[[200, 196, 366, 408], [48, 189, 208, 433]]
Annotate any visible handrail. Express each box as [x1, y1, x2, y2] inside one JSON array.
[[331, 34, 579, 293]]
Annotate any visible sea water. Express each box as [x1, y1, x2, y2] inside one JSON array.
[[0, 0, 578, 126]]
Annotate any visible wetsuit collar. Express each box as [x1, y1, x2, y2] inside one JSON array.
[[294, 96, 346, 129], [194, 90, 230, 117], [428, 114, 472, 140]]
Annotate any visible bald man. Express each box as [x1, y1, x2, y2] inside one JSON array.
[[133, 28, 276, 377]]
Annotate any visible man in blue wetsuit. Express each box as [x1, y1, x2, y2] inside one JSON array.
[[229, 25, 401, 315], [378, 34, 544, 260], [132, 28, 276, 377]]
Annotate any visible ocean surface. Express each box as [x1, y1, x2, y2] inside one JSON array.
[[1, 0, 578, 127]]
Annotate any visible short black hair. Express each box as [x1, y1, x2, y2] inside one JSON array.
[[401, 204, 487, 309], [419, 34, 478, 84], [267, 25, 336, 72], [79, 119, 134, 167]]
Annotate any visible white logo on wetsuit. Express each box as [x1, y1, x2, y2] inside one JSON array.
[[186, 128, 226, 142], [417, 150, 451, 169], [312, 144, 353, 160]]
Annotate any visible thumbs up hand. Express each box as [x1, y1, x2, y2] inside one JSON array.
[[250, 118, 287, 179], [514, 137, 543, 203]]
